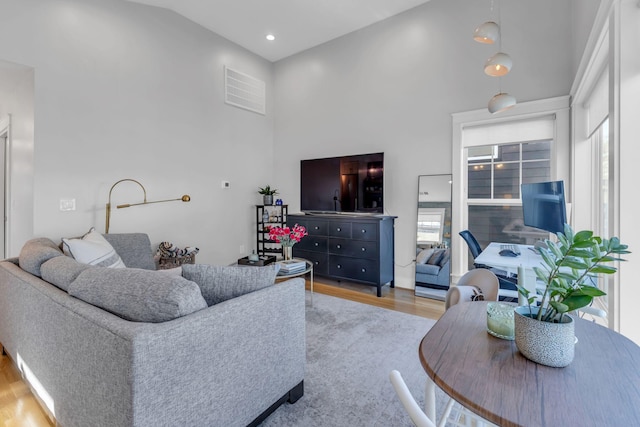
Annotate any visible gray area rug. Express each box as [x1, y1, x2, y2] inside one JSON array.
[[261, 291, 447, 426]]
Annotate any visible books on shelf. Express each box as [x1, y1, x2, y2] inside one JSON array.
[[277, 259, 306, 273]]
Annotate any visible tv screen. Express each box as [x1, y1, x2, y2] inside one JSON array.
[[521, 180, 567, 234], [300, 152, 384, 214]]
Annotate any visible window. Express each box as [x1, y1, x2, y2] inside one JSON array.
[[452, 97, 570, 282], [591, 118, 611, 321], [465, 140, 551, 255]]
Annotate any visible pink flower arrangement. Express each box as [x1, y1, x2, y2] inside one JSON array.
[[268, 224, 308, 247]]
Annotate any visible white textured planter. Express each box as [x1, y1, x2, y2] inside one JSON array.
[[514, 306, 575, 368]]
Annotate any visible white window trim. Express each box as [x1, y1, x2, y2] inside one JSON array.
[[451, 96, 570, 283]]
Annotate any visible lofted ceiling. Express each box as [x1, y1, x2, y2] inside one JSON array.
[[125, 0, 432, 62]]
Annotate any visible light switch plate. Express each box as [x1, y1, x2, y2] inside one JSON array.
[[59, 199, 76, 211]]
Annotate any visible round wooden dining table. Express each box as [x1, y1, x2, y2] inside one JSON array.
[[419, 301, 640, 427]]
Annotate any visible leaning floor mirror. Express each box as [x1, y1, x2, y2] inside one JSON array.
[[415, 174, 452, 301]]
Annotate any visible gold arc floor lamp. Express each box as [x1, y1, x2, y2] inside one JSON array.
[[105, 178, 190, 233]]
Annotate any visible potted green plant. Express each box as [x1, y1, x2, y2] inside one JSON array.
[[258, 185, 278, 205], [515, 224, 629, 367]]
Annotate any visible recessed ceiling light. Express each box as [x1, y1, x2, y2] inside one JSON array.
[[266, 34, 275, 41]]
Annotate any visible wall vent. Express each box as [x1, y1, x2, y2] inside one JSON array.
[[224, 66, 265, 115]]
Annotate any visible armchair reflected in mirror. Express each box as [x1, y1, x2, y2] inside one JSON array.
[[415, 174, 452, 301]]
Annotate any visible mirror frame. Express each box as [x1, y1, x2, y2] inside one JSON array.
[[415, 174, 453, 298]]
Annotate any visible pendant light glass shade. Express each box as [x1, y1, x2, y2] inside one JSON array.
[[473, 21, 500, 44], [488, 92, 516, 114], [484, 52, 512, 76]]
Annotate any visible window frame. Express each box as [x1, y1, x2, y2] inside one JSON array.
[[451, 96, 571, 284]]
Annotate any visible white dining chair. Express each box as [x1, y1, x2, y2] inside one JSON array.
[[389, 370, 437, 427], [390, 370, 497, 427]]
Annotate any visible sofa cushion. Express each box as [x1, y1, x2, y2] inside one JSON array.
[[102, 233, 156, 270], [416, 248, 435, 264], [415, 263, 442, 276], [182, 264, 277, 306], [19, 238, 65, 277], [40, 255, 92, 291], [62, 227, 126, 268], [68, 267, 207, 322]]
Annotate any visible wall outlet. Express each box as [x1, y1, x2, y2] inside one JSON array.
[[239, 244, 245, 254], [59, 198, 76, 211], [221, 180, 230, 188]]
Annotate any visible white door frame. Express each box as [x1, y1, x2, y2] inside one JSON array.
[[0, 114, 11, 258]]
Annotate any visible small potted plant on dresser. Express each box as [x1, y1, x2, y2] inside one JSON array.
[[515, 224, 629, 367], [259, 185, 278, 206]]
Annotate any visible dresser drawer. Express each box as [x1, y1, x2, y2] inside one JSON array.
[[329, 256, 378, 283], [352, 222, 378, 241], [328, 222, 352, 238], [296, 236, 328, 252], [306, 220, 328, 236], [328, 238, 377, 259], [293, 249, 328, 276]]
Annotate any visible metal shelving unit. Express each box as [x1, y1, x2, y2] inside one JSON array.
[[256, 205, 288, 258]]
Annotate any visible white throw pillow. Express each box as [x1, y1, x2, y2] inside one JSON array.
[[416, 248, 435, 264], [62, 227, 126, 268]]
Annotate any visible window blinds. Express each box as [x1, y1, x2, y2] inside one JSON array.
[[462, 115, 555, 148]]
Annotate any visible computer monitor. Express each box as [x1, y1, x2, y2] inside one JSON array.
[[521, 180, 567, 235]]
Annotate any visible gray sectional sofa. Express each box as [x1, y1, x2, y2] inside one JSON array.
[[0, 233, 305, 427]]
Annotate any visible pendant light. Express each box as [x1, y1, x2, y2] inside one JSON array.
[[488, 92, 516, 114], [484, 52, 512, 76], [473, 21, 500, 44]]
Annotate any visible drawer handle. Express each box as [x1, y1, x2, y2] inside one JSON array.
[[314, 242, 319, 247], [361, 229, 366, 233], [314, 226, 320, 230], [337, 264, 342, 269], [361, 247, 366, 252], [314, 261, 319, 265], [361, 268, 366, 273], [336, 227, 341, 232], [336, 244, 341, 249]]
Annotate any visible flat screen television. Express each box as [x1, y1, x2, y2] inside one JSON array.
[[521, 180, 567, 234], [300, 152, 384, 214]]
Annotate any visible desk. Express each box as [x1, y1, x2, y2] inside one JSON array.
[[419, 301, 640, 427], [474, 242, 542, 276]]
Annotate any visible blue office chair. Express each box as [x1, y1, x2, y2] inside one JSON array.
[[459, 230, 518, 296], [459, 230, 484, 267]]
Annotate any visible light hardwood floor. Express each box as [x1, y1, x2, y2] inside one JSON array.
[[0, 278, 444, 426]]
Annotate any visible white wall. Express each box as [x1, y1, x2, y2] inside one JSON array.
[[614, 0, 640, 345], [273, 0, 574, 289], [0, 61, 35, 255], [0, 0, 275, 263]]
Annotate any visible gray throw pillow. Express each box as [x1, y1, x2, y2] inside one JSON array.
[[439, 249, 451, 266], [19, 238, 65, 277], [416, 248, 435, 264], [182, 264, 278, 306], [426, 249, 446, 266], [68, 267, 207, 322], [41, 255, 92, 291]]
